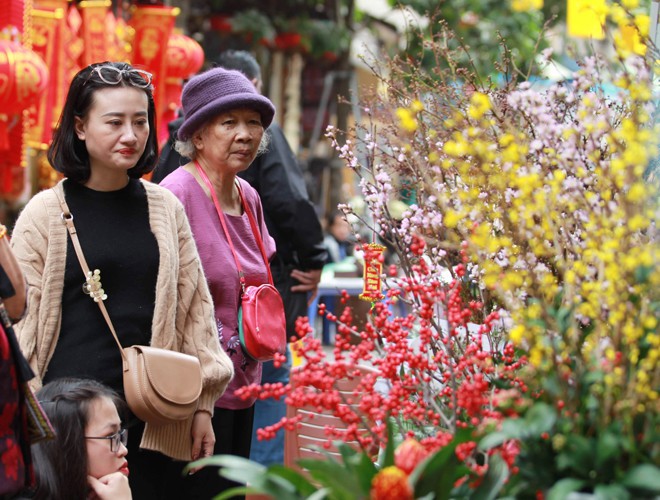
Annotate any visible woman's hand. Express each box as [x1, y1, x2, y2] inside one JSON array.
[[189, 410, 215, 471], [88, 472, 132, 499]]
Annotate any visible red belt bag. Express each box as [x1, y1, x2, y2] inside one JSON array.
[[195, 161, 287, 362], [54, 189, 203, 426]]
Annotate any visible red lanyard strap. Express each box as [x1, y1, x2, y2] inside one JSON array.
[[194, 160, 273, 293]]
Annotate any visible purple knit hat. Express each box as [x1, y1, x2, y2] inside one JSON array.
[[177, 67, 275, 141]]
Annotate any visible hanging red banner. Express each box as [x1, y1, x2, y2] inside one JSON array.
[[64, 3, 83, 84], [0, 0, 24, 32], [25, 7, 65, 148], [78, 0, 111, 66], [360, 243, 386, 302], [129, 5, 180, 122]]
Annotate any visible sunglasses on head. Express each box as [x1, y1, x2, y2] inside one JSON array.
[[85, 65, 152, 89]]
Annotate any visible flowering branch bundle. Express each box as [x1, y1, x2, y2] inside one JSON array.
[[314, 2, 657, 495], [227, 2, 659, 497], [238, 239, 525, 477]]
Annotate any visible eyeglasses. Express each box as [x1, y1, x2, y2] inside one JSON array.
[[87, 65, 152, 88], [85, 428, 128, 453]]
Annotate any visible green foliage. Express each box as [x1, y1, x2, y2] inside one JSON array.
[[479, 401, 660, 498], [187, 423, 511, 499], [393, 0, 547, 79]]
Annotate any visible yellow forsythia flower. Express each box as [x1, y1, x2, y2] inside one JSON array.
[[396, 108, 418, 132], [468, 92, 491, 120], [511, 0, 543, 12]]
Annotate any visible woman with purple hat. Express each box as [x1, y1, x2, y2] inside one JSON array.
[[160, 68, 277, 498]]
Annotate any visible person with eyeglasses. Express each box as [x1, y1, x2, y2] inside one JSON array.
[[10, 62, 234, 499], [17, 378, 131, 499]]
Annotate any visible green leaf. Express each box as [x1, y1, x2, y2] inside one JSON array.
[[634, 264, 652, 284], [594, 432, 621, 470], [185, 455, 266, 476], [382, 417, 395, 468], [303, 469, 356, 500], [219, 472, 300, 500], [546, 478, 586, 500], [469, 454, 509, 500], [189, 455, 308, 500], [559, 435, 594, 475], [213, 485, 252, 500], [555, 306, 574, 336], [355, 449, 379, 493], [337, 442, 359, 463], [621, 464, 660, 493], [265, 464, 318, 497], [307, 488, 331, 500], [411, 430, 473, 500], [524, 402, 557, 436], [478, 431, 510, 451], [594, 484, 631, 500], [299, 456, 364, 497], [414, 449, 461, 500]]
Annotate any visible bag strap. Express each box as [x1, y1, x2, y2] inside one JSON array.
[[51, 188, 127, 362], [193, 161, 273, 293]]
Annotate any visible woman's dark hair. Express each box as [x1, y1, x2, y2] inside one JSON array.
[[47, 61, 158, 183], [30, 378, 124, 500]]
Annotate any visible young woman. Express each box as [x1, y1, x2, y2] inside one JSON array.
[[27, 378, 130, 500], [11, 62, 234, 499]]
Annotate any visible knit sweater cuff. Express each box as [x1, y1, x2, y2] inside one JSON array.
[[196, 391, 218, 414], [141, 419, 192, 462]]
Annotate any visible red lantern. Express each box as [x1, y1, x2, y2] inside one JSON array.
[[159, 32, 204, 144], [165, 32, 204, 80], [0, 41, 49, 114], [0, 41, 49, 151]]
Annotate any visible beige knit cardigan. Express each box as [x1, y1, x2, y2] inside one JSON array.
[[11, 179, 234, 461]]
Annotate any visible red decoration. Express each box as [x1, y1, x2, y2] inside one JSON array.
[[210, 15, 232, 33], [129, 5, 179, 133], [78, 0, 111, 66], [158, 32, 204, 144], [27, 6, 67, 148], [0, 0, 24, 33], [0, 39, 50, 197], [0, 41, 49, 115], [165, 32, 204, 80], [274, 32, 302, 51], [360, 243, 386, 302]]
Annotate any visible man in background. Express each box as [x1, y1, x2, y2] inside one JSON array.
[[152, 50, 328, 466]]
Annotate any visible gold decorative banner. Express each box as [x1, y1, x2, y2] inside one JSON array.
[[129, 5, 179, 121], [26, 7, 64, 147], [64, 4, 83, 84], [78, 0, 110, 65], [360, 243, 386, 302]]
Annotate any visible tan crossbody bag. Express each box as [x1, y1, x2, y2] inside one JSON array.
[[54, 188, 202, 426]]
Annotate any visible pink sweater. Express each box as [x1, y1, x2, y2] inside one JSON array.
[[161, 169, 275, 409]]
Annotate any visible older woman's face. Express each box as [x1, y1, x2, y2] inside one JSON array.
[[194, 108, 264, 173]]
